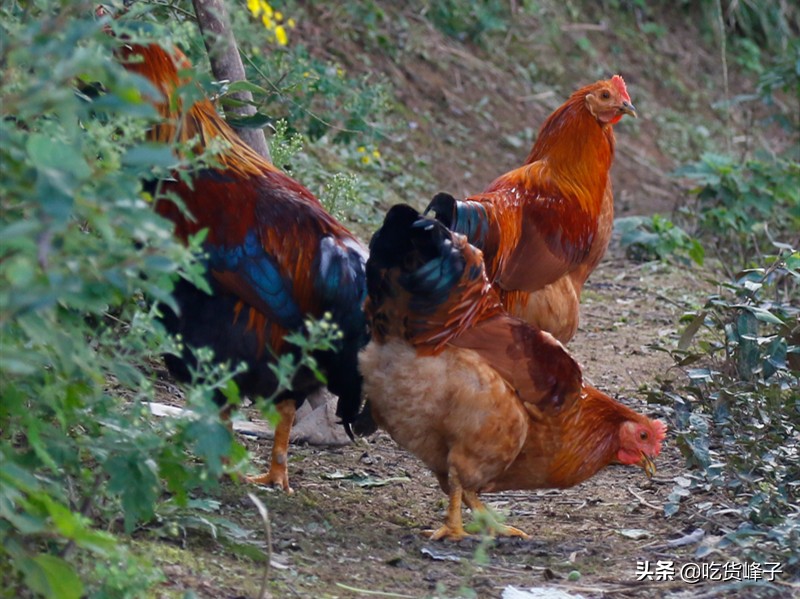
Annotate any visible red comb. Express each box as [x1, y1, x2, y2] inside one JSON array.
[[611, 75, 630, 102]]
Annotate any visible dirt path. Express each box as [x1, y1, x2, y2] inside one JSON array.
[[141, 249, 747, 599]]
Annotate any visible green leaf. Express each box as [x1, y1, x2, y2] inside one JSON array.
[[678, 311, 707, 351], [225, 80, 269, 96], [736, 310, 761, 379], [122, 143, 178, 168], [688, 239, 705, 265], [225, 112, 272, 129], [22, 554, 84, 599], [186, 419, 232, 474], [105, 455, 160, 532], [36, 494, 116, 554], [740, 305, 785, 325], [26, 135, 90, 180]]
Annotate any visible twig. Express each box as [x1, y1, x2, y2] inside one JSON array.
[[241, 53, 366, 136], [248, 492, 273, 599], [60, 475, 103, 559], [149, 0, 197, 19], [334, 583, 416, 598], [627, 487, 662, 512], [560, 22, 608, 32], [714, 0, 731, 153], [618, 145, 672, 181], [655, 293, 691, 311]]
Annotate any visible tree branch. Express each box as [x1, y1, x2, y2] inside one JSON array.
[[192, 0, 271, 161]]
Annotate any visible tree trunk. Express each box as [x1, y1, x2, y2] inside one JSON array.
[[191, 0, 271, 161]]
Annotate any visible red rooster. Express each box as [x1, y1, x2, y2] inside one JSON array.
[[360, 205, 665, 540], [427, 76, 636, 342], [118, 42, 367, 491]]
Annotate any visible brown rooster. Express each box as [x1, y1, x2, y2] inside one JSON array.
[[117, 42, 367, 491], [427, 76, 636, 342], [359, 205, 665, 540]]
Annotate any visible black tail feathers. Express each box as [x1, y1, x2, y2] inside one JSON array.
[[423, 192, 458, 229]]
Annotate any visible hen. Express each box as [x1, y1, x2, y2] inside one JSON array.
[[427, 76, 636, 342], [119, 42, 367, 491], [359, 205, 665, 540]]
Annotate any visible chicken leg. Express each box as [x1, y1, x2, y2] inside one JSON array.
[[463, 490, 530, 539], [425, 467, 469, 541], [246, 400, 296, 492]]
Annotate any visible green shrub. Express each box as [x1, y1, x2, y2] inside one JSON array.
[[423, 0, 509, 44], [615, 214, 705, 265], [675, 152, 800, 265], [651, 248, 799, 572], [0, 3, 348, 596]]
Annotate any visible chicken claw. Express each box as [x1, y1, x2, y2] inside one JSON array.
[[491, 524, 530, 540], [245, 466, 293, 493], [424, 525, 470, 542]]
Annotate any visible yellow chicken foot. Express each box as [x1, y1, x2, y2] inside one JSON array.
[[463, 490, 530, 540], [424, 467, 471, 541], [246, 400, 296, 493]]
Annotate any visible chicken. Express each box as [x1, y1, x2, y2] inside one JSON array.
[[359, 205, 665, 540], [426, 76, 636, 342], [118, 42, 367, 491]]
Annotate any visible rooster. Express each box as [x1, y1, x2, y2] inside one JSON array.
[[118, 42, 367, 491], [426, 76, 636, 342], [359, 205, 665, 540]]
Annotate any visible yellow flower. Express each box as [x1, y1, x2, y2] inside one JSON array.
[[262, 14, 274, 30], [247, 0, 260, 17], [275, 11, 283, 21], [372, 149, 381, 159], [303, 71, 311, 78], [336, 67, 344, 78], [360, 155, 370, 164], [357, 146, 366, 153], [260, 1, 273, 18], [288, 18, 296, 28], [274, 24, 288, 46]]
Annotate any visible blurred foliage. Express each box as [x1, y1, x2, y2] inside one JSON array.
[[0, 1, 353, 597], [676, 152, 800, 266], [0, 3, 220, 595], [616, 214, 705, 265], [422, 0, 510, 44]]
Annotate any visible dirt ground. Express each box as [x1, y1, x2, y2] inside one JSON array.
[[142, 249, 774, 599]]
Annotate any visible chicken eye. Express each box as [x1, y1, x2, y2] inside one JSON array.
[[640, 431, 649, 441], [601, 90, 611, 100]]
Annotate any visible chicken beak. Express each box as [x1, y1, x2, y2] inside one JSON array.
[[640, 453, 656, 478], [620, 101, 637, 118]]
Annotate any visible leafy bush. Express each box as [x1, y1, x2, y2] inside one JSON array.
[[0, 3, 349, 597], [227, 3, 393, 145], [675, 152, 800, 265], [423, 0, 510, 44], [615, 214, 705, 265], [652, 247, 799, 572], [654, 20, 800, 574]]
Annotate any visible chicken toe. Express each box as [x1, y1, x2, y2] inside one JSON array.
[[463, 490, 530, 539]]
